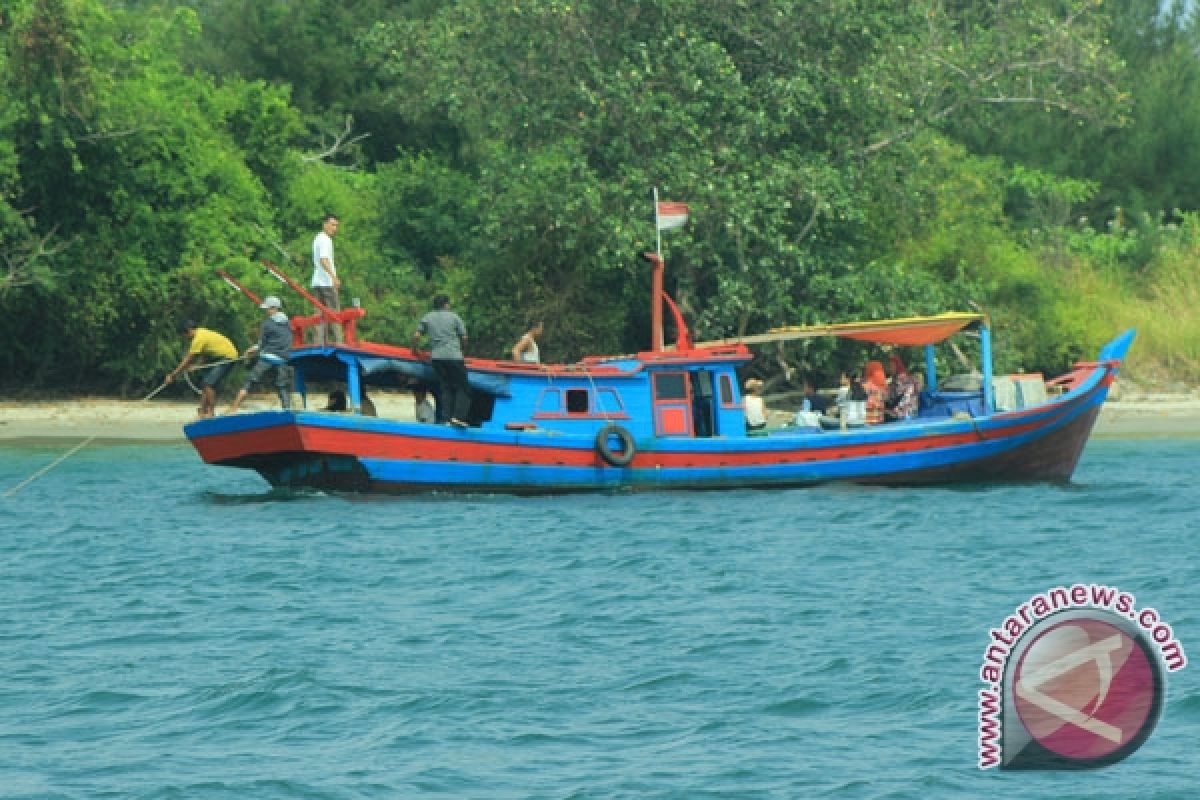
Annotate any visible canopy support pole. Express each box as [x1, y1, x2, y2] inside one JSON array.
[[343, 356, 363, 413], [981, 324, 994, 414]]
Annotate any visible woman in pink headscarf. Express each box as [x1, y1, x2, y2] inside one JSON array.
[[862, 360, 887, 424], [885, 354, 919, 420]]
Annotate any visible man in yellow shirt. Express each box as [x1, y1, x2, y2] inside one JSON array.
[[166, 321, 240, 418]]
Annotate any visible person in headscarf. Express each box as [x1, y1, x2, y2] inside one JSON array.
[[862, 360, 888, 424], [885, 354, 919, 421]]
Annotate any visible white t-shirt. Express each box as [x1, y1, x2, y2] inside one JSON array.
[[840, 400, 866, 426], [312, 231, 335, 288], [519, 339, 540, 363], [744, 395, 766, 428]]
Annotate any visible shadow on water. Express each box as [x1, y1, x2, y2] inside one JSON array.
[[202, 487, 329, 505], [200, 486, 540, 506], [198, 478, 1094, 506]]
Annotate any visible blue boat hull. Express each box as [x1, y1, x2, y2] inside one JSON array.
[[186, 364, 1114, 494]]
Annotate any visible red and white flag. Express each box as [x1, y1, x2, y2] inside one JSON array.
[[656, 201, 689, 231]]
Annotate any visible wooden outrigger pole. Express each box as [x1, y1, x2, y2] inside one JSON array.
[[217, 263, 367, 347], [217, 268, 263, 306], [261, 260, 366, 346]]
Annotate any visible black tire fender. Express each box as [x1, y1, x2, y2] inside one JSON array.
[[594, 424, 636, 467]]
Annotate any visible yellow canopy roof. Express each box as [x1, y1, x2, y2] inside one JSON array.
[[696, 312, 986, 348]]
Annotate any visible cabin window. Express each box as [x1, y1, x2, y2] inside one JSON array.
[[718, 374, 734, 405], [537, 389, 563, 413], [654, 372, 688, 400], [596, 388, 624, 413], [566, 388, 590, 414]]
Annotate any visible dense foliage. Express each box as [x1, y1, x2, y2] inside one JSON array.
[[1, 0, 1198, 395]]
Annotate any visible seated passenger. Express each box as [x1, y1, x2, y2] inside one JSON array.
[[743, 378, 767, 431], [797, 378, 830, 414], [885, 355, 919, 421], [413, 386, 436, 424], [842, 373, 868, 426], [822, 372, 867, 428], [323, 389, 348, 411], [793, 378, 828, 428], [862, 360, 887, 425], [324, 388, 376, 415]]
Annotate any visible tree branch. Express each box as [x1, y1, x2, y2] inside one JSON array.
[[0, 224, 74, 293], [302, 114, 371, 165]]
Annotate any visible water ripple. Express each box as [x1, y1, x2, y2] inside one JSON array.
[[0, 440, 1196, 797]]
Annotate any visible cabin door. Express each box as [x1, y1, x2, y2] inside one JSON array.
[[690, 370, 716, 437], [652, 371, 693, 437]]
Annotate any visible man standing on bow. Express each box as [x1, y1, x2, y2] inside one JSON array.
[[310, 213, 342, 344]]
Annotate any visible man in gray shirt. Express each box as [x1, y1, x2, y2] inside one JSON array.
[[228, 295, 293, 413], [412, 294, 470, 427]]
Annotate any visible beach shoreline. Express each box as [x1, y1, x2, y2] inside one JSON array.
[[0, 391, 420, 445], [3, 387, 1200, 444]]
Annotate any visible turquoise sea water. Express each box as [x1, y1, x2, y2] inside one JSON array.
[[0, 438, 1197, 799]]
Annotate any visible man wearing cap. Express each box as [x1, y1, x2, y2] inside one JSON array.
[[227, 296, 294, 413], [166, 321, 240, 418]]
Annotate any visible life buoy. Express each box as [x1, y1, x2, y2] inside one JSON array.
[[594, 424, 636, 467]]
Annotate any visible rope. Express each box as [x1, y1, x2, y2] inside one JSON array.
[[3, 436, 99, 498], [4, 355, 254, 496], [185, 354, 250, 372], [583, 368, 615, 423], [183, 370, 203, 396], [3, 381, 174, 498], [181, 354, 252, 396]]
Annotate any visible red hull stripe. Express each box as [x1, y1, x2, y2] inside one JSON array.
[[193, 398, 1073, 469]]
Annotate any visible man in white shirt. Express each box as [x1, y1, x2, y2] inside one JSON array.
[[310, 214, 342, 344], [743, 378, 767, 430]]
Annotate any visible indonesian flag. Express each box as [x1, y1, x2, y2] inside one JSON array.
[[656, 201, 690, 231]]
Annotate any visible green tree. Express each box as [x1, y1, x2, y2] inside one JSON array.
[[0, 0, 298, 392], [365, 0, 1127, 362]]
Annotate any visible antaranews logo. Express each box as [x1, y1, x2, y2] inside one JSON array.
[[978, 583, 1186, 770]]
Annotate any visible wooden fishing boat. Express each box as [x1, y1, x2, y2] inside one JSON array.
[[185, 255, 1133, 493]]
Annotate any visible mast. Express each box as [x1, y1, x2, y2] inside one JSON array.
[[643, 251, 665, 352], [653, 187, 663, 262]]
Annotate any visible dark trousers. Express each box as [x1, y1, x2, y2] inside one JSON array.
[[244, 359, 293, 409], [432, 358, 470, 423]]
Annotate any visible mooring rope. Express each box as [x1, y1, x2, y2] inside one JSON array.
[[3, 355, 250, 497]]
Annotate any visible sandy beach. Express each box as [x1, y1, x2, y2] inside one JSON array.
[[0, 391, 418, 444], [1, 382, 1199, 443]]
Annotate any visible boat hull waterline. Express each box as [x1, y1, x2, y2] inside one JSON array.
[[186, 352, 1120, 494]]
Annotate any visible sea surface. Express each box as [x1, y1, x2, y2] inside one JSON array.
[[0, 438, 1197, 799]]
